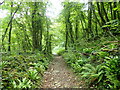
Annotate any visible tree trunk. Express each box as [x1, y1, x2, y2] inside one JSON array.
[[2, 3, 21, 43], [68, 14, 74, 45], [101, 2, 109, 22], [97, 2, 106, 25], [88, 2, 94, 38], [92, 3, 102, 27], [75, 19, 79, 41], [109, 2, 113, 20], [8, 2, 13, 52], [65, 20, 68, 51], [113, 2, 117, 19], [32, 2, 38, 51]]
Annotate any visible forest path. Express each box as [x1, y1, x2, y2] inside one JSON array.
[[41, 56, 84, 88]]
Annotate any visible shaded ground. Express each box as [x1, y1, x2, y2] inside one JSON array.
[[41, 56, 84, 88]]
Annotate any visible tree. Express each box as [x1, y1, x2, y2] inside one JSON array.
[[8, 2, 13, 52]]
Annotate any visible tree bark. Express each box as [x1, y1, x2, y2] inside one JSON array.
[[88, 2, 94, 38], [32, 2, 38, 51], [75, 19, 79, 41], [97, 2, 106, 25], [109, 2, 113, 20], [38, 14, 42, 51], [101, 2, 109, 22], [113, 2, 117, 19], [92, 3, 102, 27], [65, 18, 69, 51], [8, 2, 13, 52]]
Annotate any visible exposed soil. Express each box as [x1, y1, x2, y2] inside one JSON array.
[[41, 56, 84, 88]]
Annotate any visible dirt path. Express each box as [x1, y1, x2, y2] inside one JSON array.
[[41, 56, 84, 88]]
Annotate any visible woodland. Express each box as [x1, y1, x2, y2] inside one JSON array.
[[0, 0, 120, 89]]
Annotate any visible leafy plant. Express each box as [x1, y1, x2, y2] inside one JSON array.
[[11, 78, 33, 88], [2, 53, 51, 89], [103, 56, 120, 89], [81, 64, 104, 87], [102, 20, 119, 34], [71, 63, 82, 73], [57, 48, 65, 55], [83, 48, 93, 54], [0, 61, 8, 69], [27, 69, 41, 81], [33, 62, 46, 75]]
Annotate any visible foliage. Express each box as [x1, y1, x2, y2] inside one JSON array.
[[27, 69, 41, 81], [102, 20, 120, 35], [83, 48, 93, 54], [57, 48, 65, 56], [104, 56, 120, 89], [2, 52, 52, 89], [1, 0, 120, 89], [11, 77, 33, 88], [81, 64, 104, 87], [62, 38, 120, 89]]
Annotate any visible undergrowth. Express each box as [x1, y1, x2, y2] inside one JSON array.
[[1, 52, 53, 89], [60, 37, 120, 89]]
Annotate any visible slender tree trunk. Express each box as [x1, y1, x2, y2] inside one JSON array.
[[97, 2, 106, 25], [79, 12, 86, 38], [117, 2, 120, 20], [49, 35, 52, 54], [75, 19, 79, 41], [67, 14, 74, 45], [113, 2, 117, 19], [95, 21, 98, 36], [92, 3, 102, 27], [2, 3, 21, 43], [32, 2, 37, 51], [65, 21, 68, 51], [46, 22, 49, 53], [80, 18, 85, 35], [75, 19, 79, 49], [88, 2, 94, 38], [38, 14, 42, 51], [8, 2, 13, 52], [109, 2, 113, 20], [101, 2, 109, 22]]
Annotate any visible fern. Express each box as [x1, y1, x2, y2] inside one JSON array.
[[11, 78, 33, 88], [81, 64, 104, 86]]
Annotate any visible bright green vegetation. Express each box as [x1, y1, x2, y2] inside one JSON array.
[[62, 38, 120, 89], [57, 1, 120, 89], [1, 52, 52, 88], [1, 1, 53, 89], [1, 0, 120, 89]]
